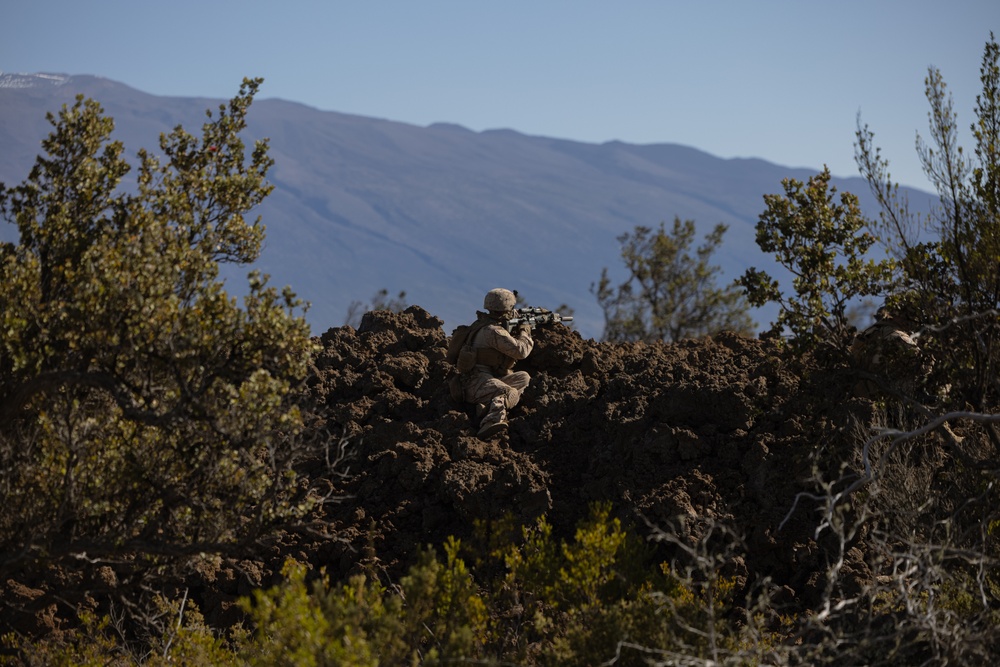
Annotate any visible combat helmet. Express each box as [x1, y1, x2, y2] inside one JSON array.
[[484, 288, 517, 313]]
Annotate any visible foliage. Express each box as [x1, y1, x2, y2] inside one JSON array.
[[777, 34, 1000, 666], [855, 32, 1000, 410], [738, 167, 895, 354], [2, 595, 247, 666], [233, 539, 487, 666], [481, 504, 781, 666], [775, 407, 1000, 666], [3, 507, 786, 665], [240, 541, 488, 665], [238, 559, 380, 666], [593, 217, 755, 342], [0, 79, 317, 614]]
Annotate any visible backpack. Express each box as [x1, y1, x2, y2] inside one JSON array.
[[446, 319, 490, 373]]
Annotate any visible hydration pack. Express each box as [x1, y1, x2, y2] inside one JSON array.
[[446, 319, 490, 373]]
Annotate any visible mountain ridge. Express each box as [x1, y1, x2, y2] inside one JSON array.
[[0, 73, 937, 338]]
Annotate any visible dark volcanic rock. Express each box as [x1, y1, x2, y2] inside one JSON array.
[[296, 305, 846, 604], [1, 304, 870, 637]]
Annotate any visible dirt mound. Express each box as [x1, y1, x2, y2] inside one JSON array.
[[2, 305, 875, 637], [294, 305, 867, 606]]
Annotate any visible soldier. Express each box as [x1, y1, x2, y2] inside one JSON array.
[[459, 288, 534, 438], [850, 303, 929, 399]]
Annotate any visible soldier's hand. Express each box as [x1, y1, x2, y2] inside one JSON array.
[[517, 322, 532, 337]]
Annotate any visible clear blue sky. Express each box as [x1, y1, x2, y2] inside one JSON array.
[[3, 1, 996, 190]]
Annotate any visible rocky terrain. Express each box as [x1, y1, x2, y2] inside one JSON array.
[[267, 306, 871, 619], [4, 304, 882, 640]]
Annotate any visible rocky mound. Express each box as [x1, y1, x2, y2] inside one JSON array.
[[289, 305, 871, 608], [4, 305, 879, 638]]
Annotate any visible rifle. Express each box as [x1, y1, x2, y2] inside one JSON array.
[[506, 306, 573, 333]]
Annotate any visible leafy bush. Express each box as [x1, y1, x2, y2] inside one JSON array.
[[739, 167, 894, 354], [594, 218, 754, 342], [0, 78, 318, 637]]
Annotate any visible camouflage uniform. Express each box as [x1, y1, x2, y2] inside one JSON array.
[[461, 289, 534, 438], [850, 308, 929, 399]]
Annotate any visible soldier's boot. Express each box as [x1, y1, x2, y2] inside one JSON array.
[[477, 419, 507, 439], [477, 397, 508, 439]]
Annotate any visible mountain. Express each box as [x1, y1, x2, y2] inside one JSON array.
[[0, 72, 938, 338]]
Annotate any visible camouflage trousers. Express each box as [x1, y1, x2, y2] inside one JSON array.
[[462, 370, 531, 429]]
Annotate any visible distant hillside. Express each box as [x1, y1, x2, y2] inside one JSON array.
[[0, 73, 938, 338]]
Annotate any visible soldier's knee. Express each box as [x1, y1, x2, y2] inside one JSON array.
[[504, 371, 531, 392], [500, 385, 523, 409]]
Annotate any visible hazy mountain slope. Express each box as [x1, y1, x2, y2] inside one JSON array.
[[0, 73, 937, 337]]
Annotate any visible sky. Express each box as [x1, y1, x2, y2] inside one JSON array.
[[2, 1, 997, 191]]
